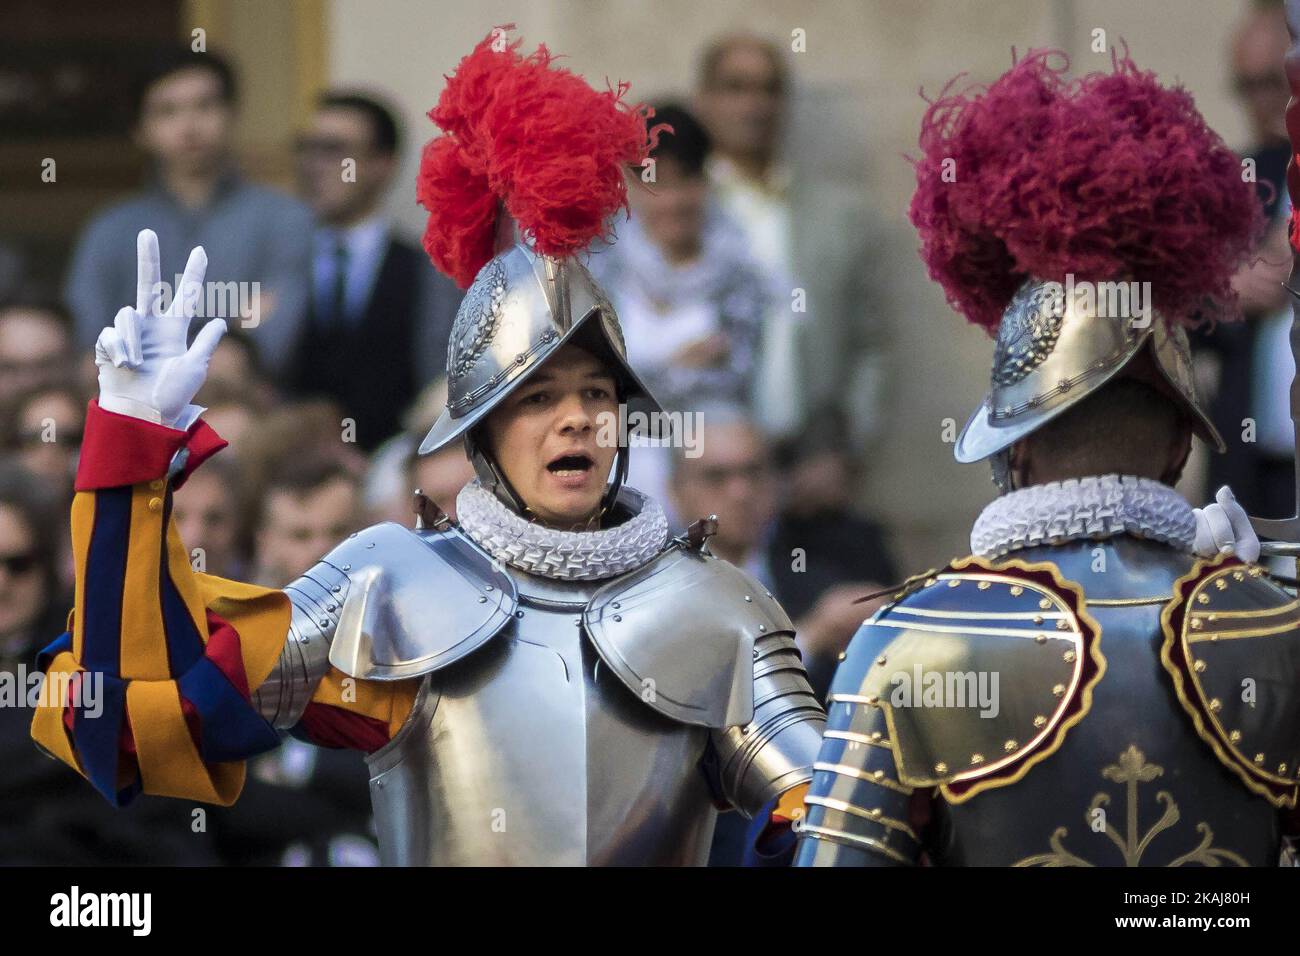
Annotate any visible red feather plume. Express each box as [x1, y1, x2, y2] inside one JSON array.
[[418, 27, 659, 288], [909, 48, 1264, 332]]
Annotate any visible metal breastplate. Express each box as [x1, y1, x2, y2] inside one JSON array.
[[938, 539, 1287, 867], [364, 568, 718, 866]]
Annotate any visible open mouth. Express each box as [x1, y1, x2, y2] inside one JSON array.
[[547, 452, 594, 477]]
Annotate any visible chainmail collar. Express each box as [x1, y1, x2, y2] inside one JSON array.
[[455, 479, 669, 581], [970, 474, 1196, 559]]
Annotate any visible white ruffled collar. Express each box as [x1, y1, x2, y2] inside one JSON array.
[[970, 474, 1196, 559], [455, 479, 669, 581]]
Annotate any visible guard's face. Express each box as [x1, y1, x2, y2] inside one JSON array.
[[483, 343, 619, 527]]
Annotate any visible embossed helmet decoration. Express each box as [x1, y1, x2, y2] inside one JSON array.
[[415, 28, 665, 514], [909, 49, 1263, 484]]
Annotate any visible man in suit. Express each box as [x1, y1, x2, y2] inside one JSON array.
[[291, 92, 461, 451], [694, 34, 887, 449]]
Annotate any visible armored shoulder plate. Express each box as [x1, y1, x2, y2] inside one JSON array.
[[583, 544, 793, 728], [830, 554, 1104, 804], [1161, 557, 1300, 808], [324, 522, 517, 680]]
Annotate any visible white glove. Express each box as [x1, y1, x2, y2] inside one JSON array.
[[95, 229, 226, 429], [1192, 485, 1261, 564]]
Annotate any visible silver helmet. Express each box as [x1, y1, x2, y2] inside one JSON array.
[[419, 242, 663, 515], [955, 277, 1224, 478]]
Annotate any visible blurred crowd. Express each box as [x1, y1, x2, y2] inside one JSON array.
[[1, 5, 1294, 867]]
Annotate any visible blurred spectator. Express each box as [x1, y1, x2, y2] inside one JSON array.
[[0, 299, 74, 405], [694, 33, 886, 447], [404, 438, 475, 522], [1198, 1, 1294, 517], [592, 103, 768, 514], [215, 454, 374, 866], [0, 463, 216, 864], [64, 48, 313, 375], [364, 377, 449, 524], [3, 382, 85, 493], [251, 455, 363, 588], [668, 404, 895, 865], [171, 454, 248, 579], [669, 404, 894, 688], [289, 90, 461, 451]]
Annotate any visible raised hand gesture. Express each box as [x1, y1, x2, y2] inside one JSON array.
[[95, 228, 227, 428]]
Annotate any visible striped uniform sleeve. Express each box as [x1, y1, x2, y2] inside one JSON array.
[[31, 401, 290, 806]]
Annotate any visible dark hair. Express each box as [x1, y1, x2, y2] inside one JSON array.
[[1022, 377, 1191, 484], [697, 34, 787, 94], [647, 102, 712, 176], [131, 48, 238, 123], [318, 91, 402, 156]]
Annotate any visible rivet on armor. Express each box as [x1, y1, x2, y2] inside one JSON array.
[[948, 580, 960, 588], [478, 596, 487, 604], [326, 604, 336, 612], [147, 497, 163, 513], [1215, 579, 1227, 591], [924, 578, 937, 587], [1210, 634, 1219, 642], [613, 615, 622, 622], [1196, 593, 1210, 605], [1010, 585, 1024, 597], [1193, 660, 1206, 673], [367, 542, 375, 549], [1249, 566, 1263, 577], [1190, 619, 1203, 630], [744, 595, 752, 602], [934, 762, 948, 774], [1233, 571, 1245, 581], [1207, 614, 1217, 622], [485, 585, 494, 591], [837, 651, 846, 661], [332, 586, 341, 593], [1280, 763, 1289, 775], [1055, 619, 1069, 631], [1229, 730, 1242, 743], [971, 753, 985, 765], [1254, 753, 1265, 765], [873, 770, 885, 780], [1063, 650, 1076, 663], [1035, 634, 1047, 644], [349, 532, 357, 538], [515, 610, 524, 619], [342, 564, 351, 571], [1052, 684, 1065, 697], [867, 808, 882, 819], [765, 592, 773, 599], [752, 649, 760, 660], [866, 695, 879, 706], [870, 731, 882, 742], [876, 656, 887, 666], [758, 624, 767, 632], [1033, 715, 1047, 728], [1004, 740, 1018, 752], [977, 581, 991, 590], [1209, 698, 1222, 712], [319, 620, 329, 628], [612, 602, 620, 609], [1033, 615, 1044, 625], [1039, 598, 1051, 610]]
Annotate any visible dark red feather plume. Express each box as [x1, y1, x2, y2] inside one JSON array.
[[909, 48, 1264, 332], [418, 27, 660, 288]]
